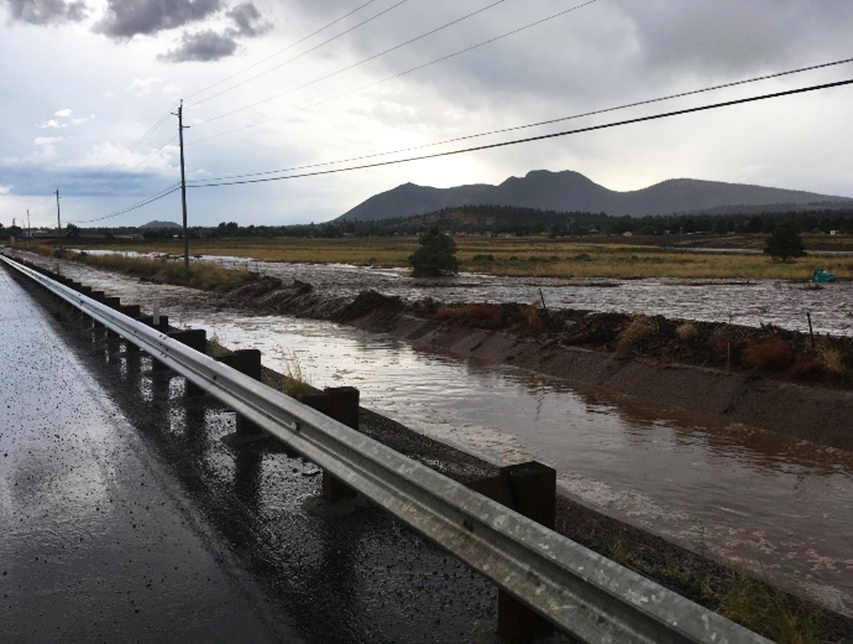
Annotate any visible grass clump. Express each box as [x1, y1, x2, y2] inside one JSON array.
[[815, 340, 846, 375], [519, 304, 546, 334], [616, 314, 658, 354], [435, 303, 503, 327], [714, 575, 823, 644], [280, 351, 314, 398], [675, 321, 699, 341], [742, 337, 794, 371]]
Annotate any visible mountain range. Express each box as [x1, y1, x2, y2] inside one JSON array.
[[336, 170, 851, 221]]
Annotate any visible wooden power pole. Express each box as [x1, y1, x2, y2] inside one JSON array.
[[173, 100, 190, 271]]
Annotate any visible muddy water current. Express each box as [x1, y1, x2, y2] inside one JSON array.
[[206, 257, 853, 337], [76, 251, 853, 336], [22, 254, 853, 617]]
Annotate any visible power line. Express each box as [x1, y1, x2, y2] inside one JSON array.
[[65, 133, 179, 201], [193, 0, 411, 108], [185, 0, 383, 102], [187, 78, 853, 188], [69, 109, 176, 194], [69, 183, 182, 225], [187, 56, 853, 185], [189, 0, 599, 143], [197, 0, 505, 121]]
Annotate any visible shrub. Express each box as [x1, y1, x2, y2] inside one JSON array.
[[471, 254, 495, 263], [763, 224, 805, 261], [816, 340, 846, 375], [408, 226, 459, 277], [676, 322, 699, 341], [742, 337, 794, 371], [616, 315, 658, 354]]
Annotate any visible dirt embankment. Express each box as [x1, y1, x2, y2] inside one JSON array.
[[224, 276, 853, 452]]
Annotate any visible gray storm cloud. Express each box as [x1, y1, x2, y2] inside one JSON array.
[[159, 28, 237, 62], [3, 0, 87, 24], [158, 1, 269, 63], [95, 0, 221, 39], [227, 1, 268, 38]]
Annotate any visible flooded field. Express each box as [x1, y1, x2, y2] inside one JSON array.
[[211, 255, 853, 336], [30, 254, 853, 617], [72, 249, 853, 336]]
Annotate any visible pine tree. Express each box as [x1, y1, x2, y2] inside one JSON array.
[[408, 225, 459, 276], [763, 223, 805, 261]]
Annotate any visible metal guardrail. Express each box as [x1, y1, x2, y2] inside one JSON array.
[[2, 254, 770, 644]]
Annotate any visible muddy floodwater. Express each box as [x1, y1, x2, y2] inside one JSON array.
[[91, 252, 853, 336], [241, 261, 852, 337], [24, 253, 853, 617]]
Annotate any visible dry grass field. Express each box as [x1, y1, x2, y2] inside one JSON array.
[[61, 234, 853, 280]]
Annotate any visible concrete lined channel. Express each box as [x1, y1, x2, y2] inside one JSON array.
[[16, 251, 853, 620], [0, 262, 503, 643]]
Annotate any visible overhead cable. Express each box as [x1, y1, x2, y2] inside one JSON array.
[[70, 109, 176, 194], [189, 0, 599, 143], [186, 0, 384, 102], [188, 56, 853, 185], [197, 0, 506, 120], [187, 78, 853, 188], [69, 183, 182, 225], [193, 0, 411, 108]]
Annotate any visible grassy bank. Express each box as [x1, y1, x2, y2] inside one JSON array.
[[58, 235, 853, 280], [31, 244, 255, 291]]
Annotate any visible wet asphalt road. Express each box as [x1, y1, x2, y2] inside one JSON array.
[[0, 264, 499, 642]]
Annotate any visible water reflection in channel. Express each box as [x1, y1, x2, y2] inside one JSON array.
[[182, 311, 853, 618]]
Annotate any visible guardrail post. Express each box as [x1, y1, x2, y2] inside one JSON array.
[[470, 461, 556, 643], [119, 305, 142, 352], [302, 387, 360, 502], [89, 291, 107, 329], [167, 329, 207, 397], [103, 297, 121, 338], [217, 349, 266, 443]]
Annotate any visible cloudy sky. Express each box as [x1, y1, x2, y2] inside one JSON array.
[[2, 0, 852, 229]]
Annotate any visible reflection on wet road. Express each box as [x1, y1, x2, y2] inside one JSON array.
[[0, 265, 496, 643], [0, 268, 292, 642]]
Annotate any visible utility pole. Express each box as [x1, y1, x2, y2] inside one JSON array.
[[55, 189, 62, 252], [27, 209, 31, 240], [173, 100, 190, 271]]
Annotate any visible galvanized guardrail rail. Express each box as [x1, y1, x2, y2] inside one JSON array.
[[1, 253, 770, 644]]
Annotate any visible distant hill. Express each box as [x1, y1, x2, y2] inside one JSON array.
[[140, 220, 180, 229], [336, 170, 852, 221]]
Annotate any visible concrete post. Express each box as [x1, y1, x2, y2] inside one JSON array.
[[217, 349, 265, 440], [167, 329, 207, 397], [302, 387, 360, 502]]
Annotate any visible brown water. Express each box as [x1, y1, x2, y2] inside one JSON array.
[[202, 257, 853, 337], [21, 252, 853, 617], [77, 251, 853, 336]]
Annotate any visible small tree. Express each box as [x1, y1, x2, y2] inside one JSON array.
[[409, 225, 459, 277], [763, 223, 805, 261]]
